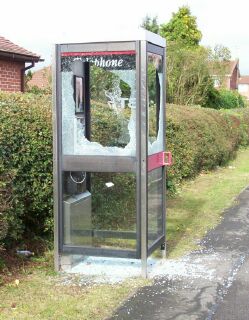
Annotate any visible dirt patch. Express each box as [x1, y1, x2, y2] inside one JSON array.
[[0, 249, 50, 286]]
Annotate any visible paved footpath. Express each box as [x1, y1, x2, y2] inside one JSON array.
[[110, 187, 249, 320]]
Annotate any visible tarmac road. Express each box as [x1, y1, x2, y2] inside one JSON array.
[[110, 186, 249, 320]]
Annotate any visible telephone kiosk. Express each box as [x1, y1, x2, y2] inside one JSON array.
[[53, 30, 171, 277]]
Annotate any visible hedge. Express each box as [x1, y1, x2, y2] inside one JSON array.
[[0, 92, 249, 248], [0, 93, 53, 248], [166, 104, 249, 191]]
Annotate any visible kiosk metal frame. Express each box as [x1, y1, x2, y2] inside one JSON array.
[[53, 30, 167, 276]]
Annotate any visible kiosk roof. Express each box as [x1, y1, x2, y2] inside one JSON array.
[[57, 28, 166, 48]]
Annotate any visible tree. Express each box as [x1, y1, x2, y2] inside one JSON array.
[[142, 7, 208, 105], [141, 15, 160, 34], [141, 8, 234, 108], [160, 6, 202, 47], [160, 7, 209, 105], [212, 44, 231, 62], [208, 44, 233, 90], [167, 43, 213, 105]]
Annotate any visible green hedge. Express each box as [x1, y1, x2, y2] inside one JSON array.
[[0, 92, 249, 247], [218, 89, 247, 109], [0, 161, 12, 248], [203, 87, 247, 110], [166, 104, 249, 191], [0, 92, 53, 248]]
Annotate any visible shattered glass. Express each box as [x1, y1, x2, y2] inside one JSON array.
[[61, 53, 136, 156]]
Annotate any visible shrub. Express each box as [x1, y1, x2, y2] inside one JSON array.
[[92, 173, 136, 229], [0, 92, 53, 247], [204, 88, 247, 110], [0, 92, 131, 246], [218, 89, 246, 109], [0, 92, 249, 247], [202, 85, 222, 109], [166, 104, 249, 191], [0, 161, 12, 249]]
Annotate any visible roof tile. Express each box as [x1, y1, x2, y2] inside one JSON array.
[[239, 76, 249, 84], [0, 35, 40, 58]]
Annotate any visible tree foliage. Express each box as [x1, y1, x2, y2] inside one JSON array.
[[160, 6, 202, 47], [142, 7, 243, 108], [212, 44, 231, 62], [166, 43, 213, 105], [142, 6, 209, 105], [141, 15, 160, 34]]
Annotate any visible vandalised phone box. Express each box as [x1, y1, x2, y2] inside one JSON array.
[[53, 30, 167, 276]]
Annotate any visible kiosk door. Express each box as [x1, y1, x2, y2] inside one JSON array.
[[147, 46, 166, 255]]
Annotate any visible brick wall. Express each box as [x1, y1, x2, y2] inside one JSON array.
[[0, 59, 24, 92], [28, 66, 51, 89]]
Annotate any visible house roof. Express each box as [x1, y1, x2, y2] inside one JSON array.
[[28, 66, 51, 89], [209, 59, 239, 77], [0, 35, 42, 62], [238, 76, 249, 84], [224, 59, 239, 76]]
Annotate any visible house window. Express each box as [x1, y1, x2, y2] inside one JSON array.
[[214, 79, 220, 88]]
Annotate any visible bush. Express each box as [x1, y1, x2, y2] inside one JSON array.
[[0, 161, 12, 249], [202, 85, 222, 109], [0, 163, 19, 251], [166, 104, 249, 191], [0, 92, 131, 247], [0, 92, 249, 247], [0, 92, 53, 247], [218, 89, 246, 109], [92, 173, 136, 230], [204, 88, 247, 110]]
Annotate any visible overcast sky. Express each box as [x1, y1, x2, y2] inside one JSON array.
[[1, 0, 249, 74]]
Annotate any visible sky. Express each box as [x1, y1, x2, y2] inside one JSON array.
[[1, 0, 249, 74]]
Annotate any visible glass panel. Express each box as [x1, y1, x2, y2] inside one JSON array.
[[63, 171, 136, 250], [147, 53, 164, 155], [61, 51, 136, 156], [148, 168, 164, 247]]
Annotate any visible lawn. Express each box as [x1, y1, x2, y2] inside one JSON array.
[[167, 147, 249, 257], [0, 252, 149, 320], [1, 148, 249, 319]]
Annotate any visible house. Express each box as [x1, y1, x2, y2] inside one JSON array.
[[0, 35, 43, 92], [212, 59, 240, 90], [28, 66, 51, 90], [225, 59, 240, 90], [238, 76, 249, 100]]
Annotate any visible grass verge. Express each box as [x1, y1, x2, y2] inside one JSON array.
[[167, 148, 249, 258], [0, 252, 149, 320]]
